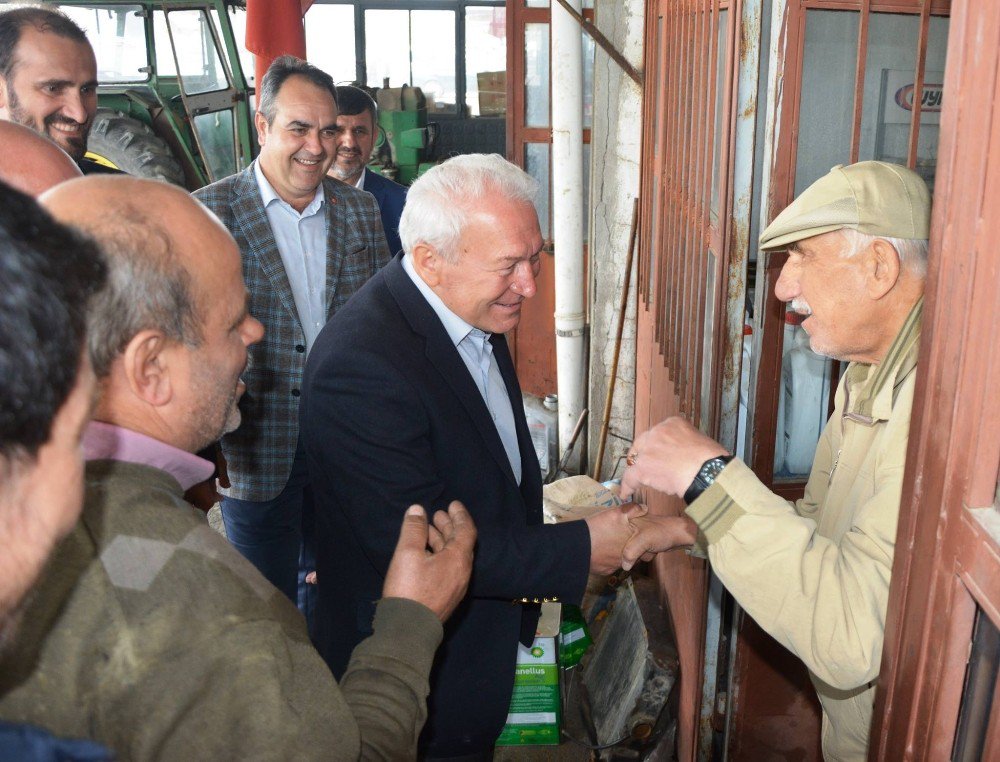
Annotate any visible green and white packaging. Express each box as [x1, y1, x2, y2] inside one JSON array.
[[558, 604, 593, 668], [495, 637, 560, 746]]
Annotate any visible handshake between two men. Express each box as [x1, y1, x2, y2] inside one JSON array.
[[580, 497, 692, 576], [401, 414, 719, 619], [387, 496, 683, 619], [585, 415, 729, 576]]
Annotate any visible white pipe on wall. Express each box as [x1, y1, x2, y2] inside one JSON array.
[[551, 0, 586, 469]]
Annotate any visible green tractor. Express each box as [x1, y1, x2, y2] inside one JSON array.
[[372, 84, 438, 186], [50, 1, 440, 190], [53, 0, 255, 190]]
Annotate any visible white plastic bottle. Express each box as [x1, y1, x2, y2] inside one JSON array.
[[523, 393, 559, 479], [782, 322, 831, 476], [737, 324, 752, 461], [773, 313, 798, 475]]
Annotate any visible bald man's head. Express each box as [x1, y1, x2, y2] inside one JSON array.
[[41, 177, 218, 376], [40, 176, 263, 453], [0, 120, 80, 196]]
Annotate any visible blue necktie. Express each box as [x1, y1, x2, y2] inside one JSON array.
[[469, 330, 521, 484]]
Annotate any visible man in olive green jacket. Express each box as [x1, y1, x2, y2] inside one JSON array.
[[0, 176, 476, 761], [619, 161, 930, 760]]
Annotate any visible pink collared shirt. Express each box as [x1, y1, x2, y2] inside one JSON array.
[[83, 421, 214, 491]]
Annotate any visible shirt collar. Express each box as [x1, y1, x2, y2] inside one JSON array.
[[355, 167, 367, 190], [82, 421, 215, 491], [253, 159, 325, 217], [848, 296, 924, 421], [401, 253, 486, 348]]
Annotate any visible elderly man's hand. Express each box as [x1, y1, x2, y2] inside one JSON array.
[[584, 504, 637, 575], [621, 509, 698, 571], [621, 417, 729, 500], [382, 501, 477, 622]]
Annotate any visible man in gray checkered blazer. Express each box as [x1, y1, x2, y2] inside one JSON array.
[[194, 57, 390, 613]]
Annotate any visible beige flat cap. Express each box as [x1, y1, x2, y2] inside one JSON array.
[[759, 161, 931, 250]]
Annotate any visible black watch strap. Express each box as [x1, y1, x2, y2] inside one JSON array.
[[683, 455, 735, 505]]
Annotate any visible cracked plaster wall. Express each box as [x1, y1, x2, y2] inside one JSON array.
[[587, 0, 644, 480]]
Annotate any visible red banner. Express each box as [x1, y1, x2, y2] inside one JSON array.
[[245, 0, 315, 88]]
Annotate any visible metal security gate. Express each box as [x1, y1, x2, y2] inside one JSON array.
[[870, 0, 1000, 756], [635, 0, 952, 758], [720, 0, 953, 758], [635, 0, 754, 757]]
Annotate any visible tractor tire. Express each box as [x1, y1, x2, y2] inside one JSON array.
[[87, 108, 185, 186]]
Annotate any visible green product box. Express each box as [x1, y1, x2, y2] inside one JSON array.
[[558, 604, 593, 668], [495, 637, 560, 746]]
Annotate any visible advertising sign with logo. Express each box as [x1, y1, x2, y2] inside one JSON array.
[[881, 69, 945, 125]]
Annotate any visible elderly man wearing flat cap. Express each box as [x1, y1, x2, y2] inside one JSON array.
[[617, 161, 930, 760]]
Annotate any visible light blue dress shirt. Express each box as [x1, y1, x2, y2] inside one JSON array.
[[401, 254, 522, 484], [254, 161, 329, 353]]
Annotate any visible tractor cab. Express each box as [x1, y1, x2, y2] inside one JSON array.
[[56, 0, 255, 190]]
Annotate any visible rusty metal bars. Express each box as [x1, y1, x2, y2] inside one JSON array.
[[689, 0, 714, 420], [660, 1, 684, 361], [698, 0, 724, 425], [681, 0, 714, 422], [685, 0, 706, 416], [634, 0, 737, 428], [636, 0, 732, 416], [871, 4, 1000, 752], [637, 1, 650, 306], [907, 0, 933, 167], [654, 1, 678, 349], [801, 0, 948, 10], [667, 1, 688, 399], [677, 0, 698, 382], [667, 0, 688, 363], [849, 0, 872, 162], [669, 0, 689, 388], [639, 2, 663, 308], [638, 10, 652, 307], [678, 0, 693, 402]]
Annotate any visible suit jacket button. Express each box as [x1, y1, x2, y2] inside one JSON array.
[[291, 388, 301, 397], [295, 344, 306, 353]]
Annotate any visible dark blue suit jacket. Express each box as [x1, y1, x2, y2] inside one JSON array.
[[301, 253, 590, 756], [363, 169, 407, 256]]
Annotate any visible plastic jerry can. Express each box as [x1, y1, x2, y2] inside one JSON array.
[[781, 318, 831, 476], [773, 313, 798, 474], [737, 324, 752, 460], [524, 393, 559, 479]]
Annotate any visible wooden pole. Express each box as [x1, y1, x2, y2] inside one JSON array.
[[593, 197, 640, 480]]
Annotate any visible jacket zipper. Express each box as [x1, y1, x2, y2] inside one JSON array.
[[830, 379, 875, 486]]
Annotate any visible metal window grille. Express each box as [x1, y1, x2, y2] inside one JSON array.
[[639, 0, 731, 424]]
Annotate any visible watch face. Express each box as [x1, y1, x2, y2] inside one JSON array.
[[686, 456, 732, 505], [701, 457, 729, 482]]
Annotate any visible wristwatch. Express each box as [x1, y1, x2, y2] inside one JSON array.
[[683, 455, 735, 505]]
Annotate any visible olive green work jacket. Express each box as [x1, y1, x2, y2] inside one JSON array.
[[0, 459, 442, 761]]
